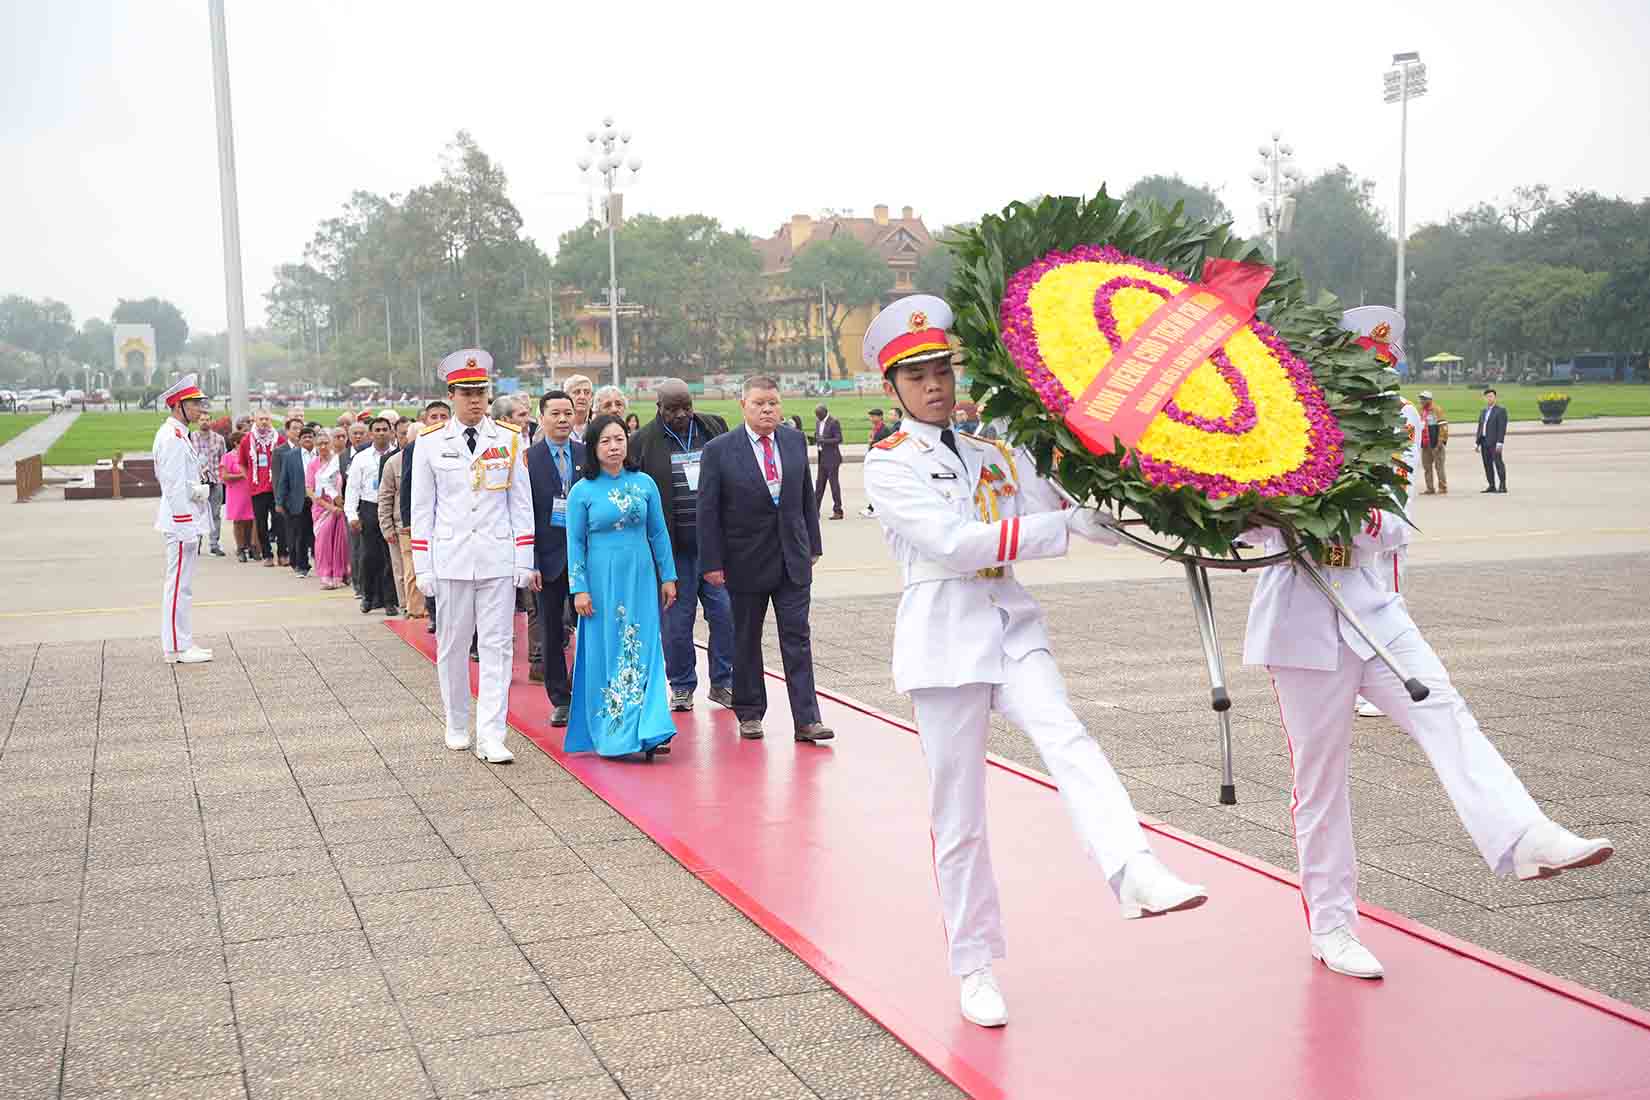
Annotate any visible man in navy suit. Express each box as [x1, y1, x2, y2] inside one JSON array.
[[698, 375, 833, 743], [272, 420, 313, 577], [525, 389, 584, 726]]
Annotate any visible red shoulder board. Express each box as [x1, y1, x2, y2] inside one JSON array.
[[872, 432, 908, 451]]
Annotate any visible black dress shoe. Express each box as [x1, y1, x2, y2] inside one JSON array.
[[550, 704, 570, 727], [210, 547, 226, 557], [425, 620, 436, 635], [384, 605, 399, 617], [1481, 488, 1496, 493], [360, 599, 373, 614]]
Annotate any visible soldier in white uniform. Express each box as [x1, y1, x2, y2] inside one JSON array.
[[1243, 510, 1614, 979], [153, 375, 213, 664], [861, 295, 1208, 1030], [410, 350, 539, 764]]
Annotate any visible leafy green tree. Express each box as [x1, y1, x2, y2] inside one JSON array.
[[1121, 174, 1233, 224], [784, 238, 891, 378], [915, 243, 957, 296], [111, 297, 189, 364], [1279, 166, 1394, 307], [0, 295, 75, 375], [69, 317, 112, 369]]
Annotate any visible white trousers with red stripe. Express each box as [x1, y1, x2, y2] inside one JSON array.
[[910, 649, 1151, 976], [434, 576, 516, 751], [1270, 630, 1543, 936], [160, 536, 197, 656]]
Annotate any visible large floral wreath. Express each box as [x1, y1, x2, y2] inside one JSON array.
[[949, 190, 1407, 558]]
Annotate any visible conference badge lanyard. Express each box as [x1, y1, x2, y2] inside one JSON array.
[[665, 423, 702, 492]]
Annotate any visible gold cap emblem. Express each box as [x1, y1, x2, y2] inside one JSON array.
[[908, 311, 928, 332]]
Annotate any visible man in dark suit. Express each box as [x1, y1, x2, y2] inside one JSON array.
[[272, 419, 313, 576], [631, 379, 737, 713], [525, 390, 583, 725], [1475, 387, 1509, 493], [813, 403, 844, 520], [699, 375, 832, 743], [403, 400, 450, 633]]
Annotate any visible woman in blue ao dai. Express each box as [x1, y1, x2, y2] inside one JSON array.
[[565, 415, 680, 760]]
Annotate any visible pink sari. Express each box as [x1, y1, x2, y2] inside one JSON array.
[[308, 455, 351, 587]]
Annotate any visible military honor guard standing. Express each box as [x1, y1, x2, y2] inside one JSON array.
[[153, 375, 213, 664], [410, 350, 539, 764], [860, 296, 1208, 1030]]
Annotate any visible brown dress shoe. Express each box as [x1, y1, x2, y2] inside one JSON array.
[[738, 719, 765, 740], [795, 722, 835, 742]]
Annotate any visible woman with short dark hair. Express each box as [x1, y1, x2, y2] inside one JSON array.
[[564, 415, 680, 760]]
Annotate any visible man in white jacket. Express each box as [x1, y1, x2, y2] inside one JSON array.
[[1243, 511, 1613, 979], [861, 295, 1207, 1030], [152, 375, 213, 664]]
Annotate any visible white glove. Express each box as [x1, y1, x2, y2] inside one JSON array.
[[416, 575, 436, 599], [513, 567, 534, 589], [189, 483, 209, 503], [1066, 507, 1121, 546]]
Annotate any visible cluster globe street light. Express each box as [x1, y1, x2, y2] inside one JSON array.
[[1250, 132, 1302, 261], [577, 117, 641, 388], [1385, 51, 1428, 317]]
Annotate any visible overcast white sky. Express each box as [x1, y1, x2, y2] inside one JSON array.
[[4, 0, 1647, 333]]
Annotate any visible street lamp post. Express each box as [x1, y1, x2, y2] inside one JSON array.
[[206, 0, 249, 419], [1249, 132, 1301, 261], [577, 117, 641, 389], [1385, 51, 1428, 317]]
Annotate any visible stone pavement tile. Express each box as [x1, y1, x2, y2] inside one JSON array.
[[459, 1076, 629, 1099], [238, 998, 409, 1073], [225, 930, 375, 982], [199, 798, 313, 831], [310, 796, 423, 825], [400, 982, 568, 1043], [0, 823, 87, 857], [363, 911, 514, 960], [380, 945, 539, 1000], [1499, 898, 1650, 948], [1418, 907, 1573, 963], [0, 1007, 65, 1100], [565, 840, 676, 875], [79, 882, 216, 927], [0, 869, 82, 906], [1355, 867, 1489, 919], [624, 887, 742, 929], [442, 823, 568, 858], [91, 776, 197, 806], [340, 857, 469, 896], [590, 863, 703, 899], [731, 990, 882, 1054], [461, 847, 585, 884], [62, 1023, 242, 1096], [88, 799, 198, 829], [213, 846, 335, 883], [74, 948, 226, 1002], [1, 850, 82, 883], [301, 779, 409, 805], [580, 1005, 763, 1071], [231, 962, 391, 1019], [550, 816, 645, 845], [502, 896, 643, 943], [86, 836, 207, 871], [419, 1026, 603, 1096], [1520, 941, 1650, 1007], [0, 963, 72, 1011], [654, 918, 776, 964], [521, 930, 681, 981], [75, 913, 222, 964], [411, 786, 523, 816], [612, 1052, 816, 1100], [693, 949, 832, 1002], [330, 833, 453, 868], [204, 824, 323, 858], [782, 1036, 958, 1100], [68, 981, 235, 1044], [217, 872, 349, 926], [70, 1073, 248, 1099], [318, 814, 436, 846], [245, 1048, 432, 1100], [355, 885, 493, 932], [548, 962, 718, 1022], [480, 872, 615, 911]]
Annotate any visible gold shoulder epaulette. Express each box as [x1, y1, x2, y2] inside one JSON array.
[[872, 431, 908, 451], [420, 422, 443, 436], [496, 420, 520, 434]]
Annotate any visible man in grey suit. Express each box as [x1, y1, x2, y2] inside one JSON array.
[[1475, 388, 1509, 493]]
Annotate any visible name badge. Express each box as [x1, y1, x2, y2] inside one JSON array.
[[441, 450, 460, 459], [256, 453, 269, 469], [671, 449, 703, 492], [551, 496, 568, 528], [931, 471, 958, 480]]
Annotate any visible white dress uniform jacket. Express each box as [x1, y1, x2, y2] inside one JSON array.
[[409, 416, 534, 582], [1241, 512, 1412, 672], [862, 419, 1071, 693], [153, 417, 204, 537]]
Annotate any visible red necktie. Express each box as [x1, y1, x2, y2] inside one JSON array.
[[760, 435, 778, 481]]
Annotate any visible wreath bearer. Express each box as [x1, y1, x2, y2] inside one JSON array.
[[862, 295, 1208, 1030]]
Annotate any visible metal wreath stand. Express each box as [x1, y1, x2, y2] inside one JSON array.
[[1103, 515, 1430, 805]]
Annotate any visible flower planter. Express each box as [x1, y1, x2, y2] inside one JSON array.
[[1538, 399, 1570, 425]]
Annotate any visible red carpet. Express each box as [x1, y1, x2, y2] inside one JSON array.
[[388, 617, 1650, 1099]]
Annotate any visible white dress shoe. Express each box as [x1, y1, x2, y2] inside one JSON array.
[[959, 965, 1007, 1027], [1311, 926, 1384, 979], [1355, 697, 1384, 717], [1118, 853, 1208, 919], [444, 730, 471, 751], [474, 741, 514, 765], [165, 647, 214, 665], [1513, 819, 1614, 881]]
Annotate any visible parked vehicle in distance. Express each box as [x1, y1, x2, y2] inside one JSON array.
[[16, 391, 63, 412]]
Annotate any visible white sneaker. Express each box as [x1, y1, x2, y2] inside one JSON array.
[[858, 505, 876, 518], [165, 647, 214, 665], [444, 729, 471, 752], [1311, 926, 1384, 979], [1118, 853, 1208, 919], [474, 741, 514, 765], [1355, 697, 1384, 717], [1512, 819, 1614, 881], [959, 965, 1007, 1027]]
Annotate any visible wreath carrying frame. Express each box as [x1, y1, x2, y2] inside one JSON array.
[[950, 192, 1427, 803]]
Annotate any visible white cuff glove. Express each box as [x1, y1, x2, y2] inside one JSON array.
[[189, 483, 210, 503], [513, 567, 534, 589], [1066, 507, 1121, 546], [416, 575, 436, 599]]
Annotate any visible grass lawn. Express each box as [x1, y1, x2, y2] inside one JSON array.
[[1398, 382, 1650, 423], [0, 413, 47, 449], [44, 412, 172, 464]]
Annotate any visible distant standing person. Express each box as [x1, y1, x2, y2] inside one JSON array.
[[565, 374, 595, 442], [594, 385, 628, 420], [813, 403, 844, 520], [1417, 390, 1449, 494], [190, 418, 227, 556], [273, 419, 313, 578], [1475, 388, 1508, 493], [698, 375, 832, 743], [345, 416, 400, 616], [239, 410, 281, 563], [153, 375, 213, 664], [861, 408, 895, 517]]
